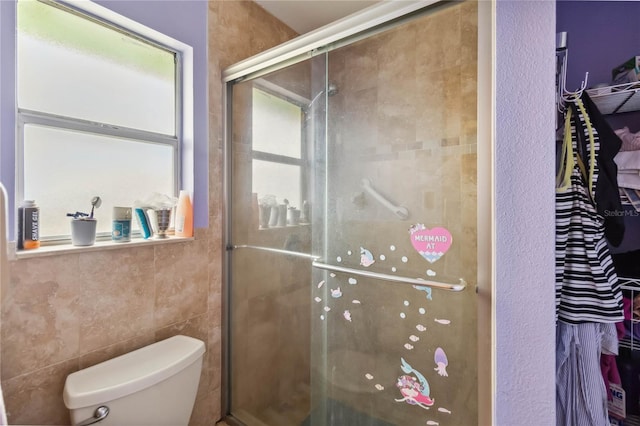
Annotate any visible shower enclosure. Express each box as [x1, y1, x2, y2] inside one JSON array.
[[223, 1, 491, 425]]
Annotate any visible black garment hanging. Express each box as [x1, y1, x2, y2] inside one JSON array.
[[582, 91, 626, 247]]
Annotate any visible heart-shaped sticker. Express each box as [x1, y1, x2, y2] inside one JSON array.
[[409, 224, 452, 263]]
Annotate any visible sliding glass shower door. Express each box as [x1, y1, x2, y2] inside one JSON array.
[[308, 2, 480, 425], [226, 2, 486, 425]]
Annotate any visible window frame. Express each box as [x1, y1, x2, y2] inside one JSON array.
[[250, 82, 310, 212], [15, 0, 191, 242]]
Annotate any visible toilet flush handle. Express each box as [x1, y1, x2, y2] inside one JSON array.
[[75, 406, 110, 426]]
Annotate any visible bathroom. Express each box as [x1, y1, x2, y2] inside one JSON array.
[[0, 1, 556, 426]]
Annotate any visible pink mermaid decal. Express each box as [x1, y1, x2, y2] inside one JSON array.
[[395, 357, 434, 410]]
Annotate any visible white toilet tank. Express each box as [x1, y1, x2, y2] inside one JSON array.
[[63, 335, 205, 426]]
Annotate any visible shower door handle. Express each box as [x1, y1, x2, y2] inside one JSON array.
[[311, 261, 466, 292]]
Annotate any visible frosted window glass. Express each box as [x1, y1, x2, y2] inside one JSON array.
[[24, 125, 174, 237], [252, 160, 301, 209], [17, 0, 176, 135], [252, 89, 302, 158]]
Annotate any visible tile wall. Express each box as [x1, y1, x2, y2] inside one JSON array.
[[0, 1, 297, 425]]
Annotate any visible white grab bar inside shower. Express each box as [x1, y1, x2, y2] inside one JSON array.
[[361, 178, 409, 220], [228, 244, 466, 292]]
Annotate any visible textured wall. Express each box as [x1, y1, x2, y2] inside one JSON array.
[[495, 1, 556, 424], [0, 1, 298, 425]]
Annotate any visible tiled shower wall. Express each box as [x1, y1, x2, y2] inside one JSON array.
[[0, 2, 297, 425]]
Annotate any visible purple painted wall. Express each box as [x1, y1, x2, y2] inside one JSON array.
[[0, 0, 209, 239], [0, 1, 16, 240], [557, 0, 640, 130]]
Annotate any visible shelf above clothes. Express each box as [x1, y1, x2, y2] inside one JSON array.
[[587, 82, 640, 115]]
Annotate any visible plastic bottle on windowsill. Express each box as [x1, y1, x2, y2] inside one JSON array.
[[175, 190, 193, 238]]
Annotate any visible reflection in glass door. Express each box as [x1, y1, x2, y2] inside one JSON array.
[[308, 3, 480, 425], [225, 2, 486, 425]]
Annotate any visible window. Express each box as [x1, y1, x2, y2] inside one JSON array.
[[16, 0, 191, 240], [251, 87, 304, 211]]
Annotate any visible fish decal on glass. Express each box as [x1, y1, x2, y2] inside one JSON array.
[[360, 247, 375, 267], [343, 310, 352, 321], [413, 284, 433, 300], [434, 347, 449, 377], [395, 357, 434, 410]]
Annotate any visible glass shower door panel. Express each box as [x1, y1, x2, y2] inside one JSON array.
[[310, 2, 479, 425], [229, 58, 322, 426]]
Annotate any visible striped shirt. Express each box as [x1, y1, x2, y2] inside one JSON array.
[[555, 98, 624, 323]]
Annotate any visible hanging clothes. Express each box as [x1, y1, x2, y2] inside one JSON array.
[[556, 322, 618, 426], [555, 97, 624, 324], [582, 92, 625, 247]]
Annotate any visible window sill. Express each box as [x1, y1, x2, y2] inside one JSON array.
[[12, 235, 194, 260]]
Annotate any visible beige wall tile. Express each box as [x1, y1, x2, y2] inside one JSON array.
[[154, 240, 209, 328], [0, 1, 300, 424], [78, 248, 156, 353], [2, 358, 78, 426], [2, 255, 80, 380], [78, 331, 156, 370]]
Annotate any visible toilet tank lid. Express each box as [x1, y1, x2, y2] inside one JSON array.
[[63, 335, 205, 409]]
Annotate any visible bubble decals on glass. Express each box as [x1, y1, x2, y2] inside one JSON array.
[[419, 308, 426, 314], [348, 278, 357, 285], [400, 313, 406, 319], [390, 245, 396, 251], [401, 256, 408, 263]]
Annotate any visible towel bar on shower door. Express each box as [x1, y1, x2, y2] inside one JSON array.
[[228, 244, 467, 292], [311, 261, 466, 292]]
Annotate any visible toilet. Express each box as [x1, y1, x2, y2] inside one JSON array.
[[63, 335, 205, 426]]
